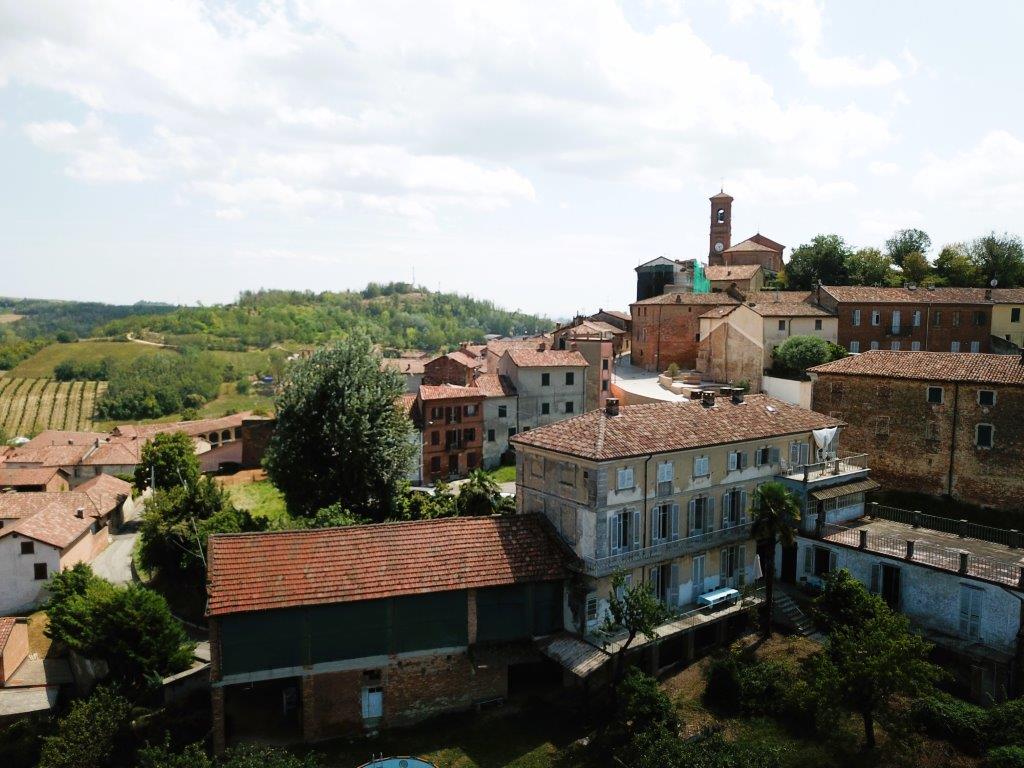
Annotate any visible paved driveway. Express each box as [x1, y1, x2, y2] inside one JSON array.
[[90, 528, 139, 585]]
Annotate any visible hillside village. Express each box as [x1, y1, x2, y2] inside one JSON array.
[[0, 190, 1023, 768]]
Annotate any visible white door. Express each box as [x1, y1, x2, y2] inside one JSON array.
[[692, 554, 706, 597], [361, 686, 383, 719]]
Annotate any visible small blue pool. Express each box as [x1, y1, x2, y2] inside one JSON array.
[[356, 759, 436, 768]]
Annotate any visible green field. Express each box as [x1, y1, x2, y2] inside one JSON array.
[[8, 339, 171, 378], [0, 377, 106, 434], [227, 480, 289, 524]]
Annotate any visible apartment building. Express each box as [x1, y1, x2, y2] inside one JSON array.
[[474, 373, 518, 468], [631, 292, 740, 371], [414, 385, 485, 483], [552, 322, 617, 411], [809, 351, 1024, 511], [816, 285, 994, 354], [512, 393, 859, 657], [992, 289, 1024, 348], [497, 346, 587, 432]]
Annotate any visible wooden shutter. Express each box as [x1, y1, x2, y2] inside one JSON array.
[[688, 499, 696, 532], [728, 452, 738, 471], [790, 442, 801, 465], [720, 549, 728, 580], [632, 510, 641, 549], [738, 545, 747, 586], [671, 504, 680, 540], [707, 495, 716, 530], [609, 513, 619, 554], [722, 491, 731, 524], [650, 566, 660, 599], [651, 506, 659, 544], [740, 491, 748, 523], [669, 564, 680, 607], [770, 447, 781, 465], [803, 546, 812, 574]]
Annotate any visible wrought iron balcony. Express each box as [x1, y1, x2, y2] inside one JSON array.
[[777, 453, 869, 484], [578, 522, 753, 576]]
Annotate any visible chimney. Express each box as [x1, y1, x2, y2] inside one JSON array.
[[537, 341, 547, 352], [605, 397, 620, 417], [675, 294, 682, 304], [731, 388, 745, 404], [700, 390, 716, 408], [75, 507, 85, 519], [985, 288, 993, 301], [94, 438, 100, 448]]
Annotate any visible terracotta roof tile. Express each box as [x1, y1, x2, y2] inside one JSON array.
[[418, 384, 485, 401], [0, 617, 15, 651], [821, 286, 993, 305], [504, 349, 588, 368], [112, 412, 259, 439], [22, 431, 107, 450], [991, 289, 1024, 304], [381, 357, 427, 375], [632, 293, 741, 307], [705, 264, 763, 281], [206, 515, 567, 617], [0, 467, 66, 488], [723, 236, 783, 254], [81, 441, 141, 466], [809, 350, 1024, 385], [473, 374, 517, 398], [510, 394, 841, 461], [6, 444, 91, 468], [4, 505, 98, 549], [743, 291, 833, 317], [76, 474, 132, 513]]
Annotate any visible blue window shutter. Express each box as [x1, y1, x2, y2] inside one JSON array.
[[671, 504, 680, 540], [632, 509, 641, 549]]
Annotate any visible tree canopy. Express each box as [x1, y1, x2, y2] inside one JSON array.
[[135, 431, 200, 491], [772, 335, 846, 376], [845, 247, 895, 286], [885, 228, 932, 267], [783, 234, 851, 289], [264, 334, 416, 521], [751, 482, 801, 638]]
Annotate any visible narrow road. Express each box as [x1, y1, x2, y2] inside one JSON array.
[[90, 527, 139, 585]]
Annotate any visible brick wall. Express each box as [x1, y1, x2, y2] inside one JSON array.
[[421, 397, 485, 481], [811, 374, 1024, 510], [240, 419, 275, 468], [423, 357, 474, 386], [632, 301, 734, 371]]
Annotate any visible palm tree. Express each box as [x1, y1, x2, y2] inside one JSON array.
[[456, 469, 505, 516], [751, 481, 802, 638]]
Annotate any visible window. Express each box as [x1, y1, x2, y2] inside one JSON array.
[[601, 379, 609, 392], [959, 585, 983, 639], [656, 461, 674, 496], [727, 451, 748, 472], [467, 453, 478, 468], [950, 341, 960, 352], [541, 402, 550, 415], [430, 456, 441, 472], [564, 401, 574, 414], [755, 446, 778, 466], [852, 309, 861, 326], [778, 320, 786, 331], [687, 495, 714, 533], [487, 429, 495, 442], [978, 390, 996, 407], [974, 311, 986, 326], [465, 404, 478, 416], [927, 386, 944, 405], [789, 441, 809, 467], [20, 541, 34, 555], [693, 455, 710, 477], [1012, 308, 1021, 323], [33, 563, 47, 581], [870, 341, 879, 350], [953, 311, 961, 327], [814, 319, 823, 330], [430, 431, 440, 446], [617, 467, 635, 490], [871, 309, 881, 326], [565, 372, 575, 386], [721, 488, 748, 526], [891, 341, 900, 350], [585, 594, 599, 627], [430, 406, 443, 420], [804, 546, 837, 577], [976, 424, 994, 449], [932, 310, 941, 326], [602, 359, 609, 370], [717, 207, 726, 223], [541, 372, 550, 386], [873, 415, 891, 436], [652, 503, 679, 543], [913, 310, 922, 327], [911, 341, 921, 351], [849, 341, 860, 353], [970, 341, 980, 353], [497, 405, 507, 418], [608, 509, 637, 554], [507, 427, 517, 439], [891, 310, 901, 332]]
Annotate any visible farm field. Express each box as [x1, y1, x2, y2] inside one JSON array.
[[0, 377, 107, 434], [8, 339, 172, 378]]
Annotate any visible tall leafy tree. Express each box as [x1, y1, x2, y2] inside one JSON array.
[[783, 235, 851, 290], [456, 469, 512, 516], [965, 233, 1024, 288], [773, 335, 845, 375], [885, 228, 932, 267], [38, 687, 134, 768], [809, 571, 940, 749], [935, 244, 983, 287], [845, 247, 895, 286], [750, 482, 801, 638], [134, 431, 200, 491], [900, 250, 933, 285], [604, 571, 670, 685], [264, 334, 415, 522]]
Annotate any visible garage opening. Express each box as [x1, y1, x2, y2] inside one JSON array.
[[224, 676, 302, 745]]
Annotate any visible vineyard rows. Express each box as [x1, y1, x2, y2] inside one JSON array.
[[0, 377, 107, 435]]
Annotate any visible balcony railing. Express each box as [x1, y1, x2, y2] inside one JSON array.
[[579, 522, 753, 575], [779, 453, 869, 483], [867, 503, 1023, 548]]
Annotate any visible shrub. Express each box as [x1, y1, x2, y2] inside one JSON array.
[[619, 669, 678, 731], [704, 653, 743, 715], [235, 377, 251, 395], [773, 335, 845, 375], [666, 362, 680, 378], [38, 687, 133, 768], [986, 746, 1024, 768], [988, 698, 1024, 748], [910, 693, 988, 751]]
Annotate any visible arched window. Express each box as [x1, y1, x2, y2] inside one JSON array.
[[209, 431, 219, 444], [221, 429, 232, 442], [717, 208, 726, 224]]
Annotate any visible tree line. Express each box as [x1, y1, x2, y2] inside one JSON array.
[[783, 229, 1024, 290]]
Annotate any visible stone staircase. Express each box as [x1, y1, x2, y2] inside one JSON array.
[[773, 591, 815, 636]]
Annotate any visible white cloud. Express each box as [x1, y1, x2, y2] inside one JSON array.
[[0, 0, 898, 222], [913, 130, 1024, 214], [727, 0, 911, 88], [868, 161, 900, 177]]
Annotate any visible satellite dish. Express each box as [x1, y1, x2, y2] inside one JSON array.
[[990, 278, 998, 287]]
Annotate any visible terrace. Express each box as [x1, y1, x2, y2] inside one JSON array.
[[778, 452, 870, 484], [578, 522, 753, 576]]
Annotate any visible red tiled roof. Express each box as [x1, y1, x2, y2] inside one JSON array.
[[724, 235, 784, 254], [504, 349, 588, 368], [632, 293, 740, 307], [485, 337, 554, 356], [0, 467, 66, 487], [821, 286, 992, 305], [705, 264, 763, 281], [6, 444, 91, 468], [81, 441, 141, 466], [22, 430, 107, 449], [381, 357, 427, 375], [473, 373, 517, 398], [418, 384, 484, 401], [206, 515, 567, 617], [0, 617, 15, 651], [595, 310, 631, 321], [700, 305, 738, 319], [991, 289, 1024, 304], [112, 412, 259, 439], [809, 351, 1024, 385], [510, 394, 841, 461], [743, 291, 833, 317], [76, 474, 132, 514], [5, 505, 97, 549]]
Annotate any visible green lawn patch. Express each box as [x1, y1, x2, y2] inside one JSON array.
[[9, 340, 171, 378], [228, 480, 289, 524], [487, 464, 516, 484]]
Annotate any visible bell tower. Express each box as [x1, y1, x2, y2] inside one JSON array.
[[708, 190, 733, 265]]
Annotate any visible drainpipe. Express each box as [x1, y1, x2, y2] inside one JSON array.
[[947, 383, 960, 498]]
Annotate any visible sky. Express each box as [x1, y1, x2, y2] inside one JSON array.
[[2, 1, 1024, 318]]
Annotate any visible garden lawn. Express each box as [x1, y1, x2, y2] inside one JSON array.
[[228, 480, 289, 524], [487, 465, 516, 484]]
